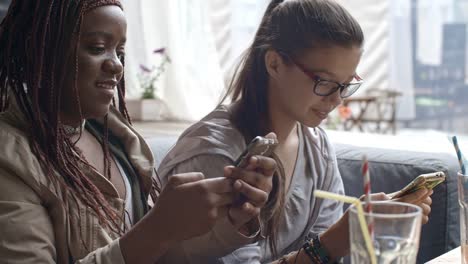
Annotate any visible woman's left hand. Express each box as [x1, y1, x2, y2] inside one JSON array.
[[360, 192, 390, 202], [362, 189, 433, 224], [392, 188, 433, 224]]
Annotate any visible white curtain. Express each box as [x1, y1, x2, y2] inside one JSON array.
[[226, 1, 269, 68], [209, 0, 233, 80], [339, 0, 390, 94], [122, 0, 225, 121], [416, 0, 455, 65], [340, 0, 416, 120], [122, 0, 417, 121], [121, 0, 171, 100], [389, 0, 415, 120]]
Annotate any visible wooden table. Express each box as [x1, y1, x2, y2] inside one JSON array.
[[425, 247, 461, 263]]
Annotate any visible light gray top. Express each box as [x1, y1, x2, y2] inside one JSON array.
[[158, 106, 344, 263]]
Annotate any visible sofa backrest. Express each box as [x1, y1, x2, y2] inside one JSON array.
[[146, 135, 459, 263], [334, 143, 459, 263]]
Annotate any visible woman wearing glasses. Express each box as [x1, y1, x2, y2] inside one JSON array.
[[158, 0, 433, 263]]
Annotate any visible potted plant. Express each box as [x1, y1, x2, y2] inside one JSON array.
[[126, 47, 171, 121]]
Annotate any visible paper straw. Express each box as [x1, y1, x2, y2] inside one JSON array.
[[452, 136, 466, 175], [362, 155, 374, 237], [315, 190, 360, 204], [362, 156, 371, 206], [314, 190, 377, 264]]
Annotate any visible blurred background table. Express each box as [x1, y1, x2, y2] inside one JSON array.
[[343, 89, 402, 134]]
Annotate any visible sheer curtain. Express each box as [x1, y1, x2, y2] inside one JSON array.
[[122, 0, 225, 121], [340, 0, 416, 120], [339, 0, 390, 93], [416, 0, 455, 66], [122, 0, 417, 121], [389, 0, 415, 120]]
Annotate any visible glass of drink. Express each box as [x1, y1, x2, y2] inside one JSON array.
[[458, 172, 468, 263], [349, 201, 422, 264]]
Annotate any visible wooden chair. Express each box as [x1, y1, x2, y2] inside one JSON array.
[[343, 88, 402, 134]]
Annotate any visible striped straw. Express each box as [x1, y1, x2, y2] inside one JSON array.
[[362, 155, 374, 236], [452, 136, 466, 175]]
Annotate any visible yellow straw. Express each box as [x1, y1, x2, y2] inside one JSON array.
[[314, 190, 377, 264]]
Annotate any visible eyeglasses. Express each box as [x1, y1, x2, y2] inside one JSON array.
[[289, 57, 363, 99]]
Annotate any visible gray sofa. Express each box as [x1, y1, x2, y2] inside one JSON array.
[[335, 143, 459, 263], [147, 134, 460, 263]]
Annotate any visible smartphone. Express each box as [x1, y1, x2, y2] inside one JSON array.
[[234, 136, 279, 168], [233, 136, 278, 206], [391, 171, 446, 199]]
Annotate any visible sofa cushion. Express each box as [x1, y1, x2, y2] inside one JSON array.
[[146, 135, 179, 169], [147, 133, 460, 263], [335, 143, 459, 263]]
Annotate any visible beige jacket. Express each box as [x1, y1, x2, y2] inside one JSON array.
[[0, 103, 255, 264], [0, 104, 155, 264]]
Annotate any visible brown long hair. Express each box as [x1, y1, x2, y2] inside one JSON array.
[[0, 0, 156, 238], [222, 0, 364, 257]]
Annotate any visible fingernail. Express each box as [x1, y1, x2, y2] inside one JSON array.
[[234, 180, 242, 189], [250, 156, 258, 164], [225, 166, 233, 175]]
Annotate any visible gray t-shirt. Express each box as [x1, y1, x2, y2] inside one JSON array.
[[158, 106, 344, 263]]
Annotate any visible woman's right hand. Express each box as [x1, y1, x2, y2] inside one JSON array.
[[152, 172, 236, 241], [120, 172, 235, 264]]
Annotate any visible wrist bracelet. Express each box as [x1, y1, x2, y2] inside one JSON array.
[[302, 235, 331, 264]]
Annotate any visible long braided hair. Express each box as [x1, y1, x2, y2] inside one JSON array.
[[0, 0, 158, 237]]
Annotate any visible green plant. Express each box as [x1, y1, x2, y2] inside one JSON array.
[[139, 47, 171, 99]]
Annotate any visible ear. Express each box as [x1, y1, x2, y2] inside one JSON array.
[[265, 49, 284, 79]]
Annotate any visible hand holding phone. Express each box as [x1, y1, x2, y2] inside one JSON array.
[[234, 136, 278, 168], [390, 171, 446, 199], [230, 136, 278, 208], [225, 135, 278, 232]]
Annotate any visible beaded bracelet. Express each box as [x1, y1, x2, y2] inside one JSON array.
[[302, 235, 331, 264]]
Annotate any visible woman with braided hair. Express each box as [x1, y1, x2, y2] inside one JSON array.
[[0, 1, 276, 263]]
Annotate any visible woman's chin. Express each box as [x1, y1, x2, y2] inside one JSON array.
[[83, 106, 111, 120], [300, 116, 323, 128]]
